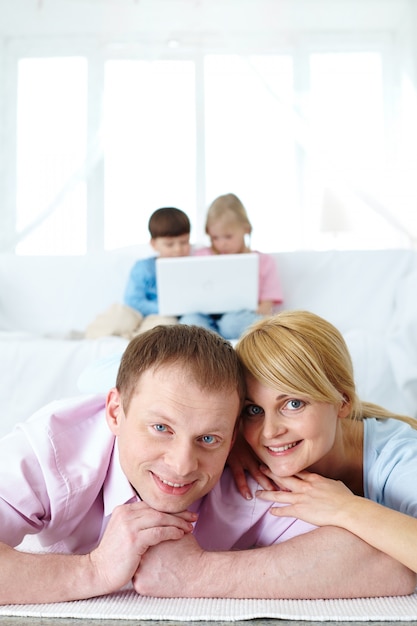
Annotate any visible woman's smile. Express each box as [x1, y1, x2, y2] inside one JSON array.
[[266, 440, 302, 454]]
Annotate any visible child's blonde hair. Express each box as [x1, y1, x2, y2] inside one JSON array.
[[236, 309, 417, 429], [205, 193, 252, 235]]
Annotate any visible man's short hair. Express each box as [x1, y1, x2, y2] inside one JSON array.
[[148, 207, 191, 239], [116, 324, 246, 413]]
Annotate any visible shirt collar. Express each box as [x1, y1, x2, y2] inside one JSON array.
[[102, 442, 137, 516]]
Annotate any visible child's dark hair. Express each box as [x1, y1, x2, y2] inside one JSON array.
[[148, 207, 190, 238]]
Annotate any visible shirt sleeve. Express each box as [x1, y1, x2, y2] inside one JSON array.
[[258, 252, 284, 304], [364, 418, 417, 518], [0, 429, 52, 547], [123, 257, 159, 315], [0, 397, 114, 553]]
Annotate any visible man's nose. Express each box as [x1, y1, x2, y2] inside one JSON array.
[[165, 440, 198, 476]]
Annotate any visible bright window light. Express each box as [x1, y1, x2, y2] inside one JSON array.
[[11, 47, 406, 255], [204, 54, 297, 252], [306, 52, 400, 248], [309, 52, 384, 178], [16, 57, 87, 255], [103, 60, 196, 250]]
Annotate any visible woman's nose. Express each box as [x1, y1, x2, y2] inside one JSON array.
[[261, 413, 287, 440]]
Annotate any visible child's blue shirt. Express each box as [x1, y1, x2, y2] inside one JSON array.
[[124, 256, 158, 315]]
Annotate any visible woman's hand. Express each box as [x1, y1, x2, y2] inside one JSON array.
[[258, 467, 417, 574], [227, 432, 276, 499], [256, 468, 356, 527]]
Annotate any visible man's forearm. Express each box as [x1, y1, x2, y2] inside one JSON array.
[[136, 528, 416, 599], [0, 543, 111, 605]]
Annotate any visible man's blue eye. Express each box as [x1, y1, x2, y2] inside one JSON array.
[[201, 435, 216, 444], [154, 424, 167, 432]]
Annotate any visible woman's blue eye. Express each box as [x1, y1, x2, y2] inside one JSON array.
[[243, 404, 264, 418], [154, 424, 167, 432], [201, 435, 216, 445], [286, 399, 304, 410]]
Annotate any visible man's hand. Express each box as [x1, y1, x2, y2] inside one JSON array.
[[0, 503, 196, 605], [133, 533, 203, 597], [89, 501, 196, 594], [133, 526, 416, 600]]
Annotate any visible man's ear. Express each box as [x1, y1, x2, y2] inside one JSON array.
[[150, 237, 157, 252], [106, 387, 124, 435]]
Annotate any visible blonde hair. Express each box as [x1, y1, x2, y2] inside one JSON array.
[[205, 193, 252, 235], [236, 310, 417, 428]]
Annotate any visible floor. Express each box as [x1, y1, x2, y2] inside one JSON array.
[[0, 616, 417, 626]]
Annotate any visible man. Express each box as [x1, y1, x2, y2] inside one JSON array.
[[0, 326, 414, 605]]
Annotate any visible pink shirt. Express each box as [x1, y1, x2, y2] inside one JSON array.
[[0, 396, 314, 555], [194, 247, 283, 305]]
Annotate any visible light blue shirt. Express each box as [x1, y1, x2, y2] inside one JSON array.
[[363, 417, 417, 517], [124, 256, 158, 315]]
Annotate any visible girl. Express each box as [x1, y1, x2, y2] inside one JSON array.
[[179, 193, 283, 339], [231, 309, 417, 573]]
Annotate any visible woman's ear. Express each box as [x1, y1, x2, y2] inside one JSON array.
[[338, 394, 351, 418], [106, 387, 124, 435]]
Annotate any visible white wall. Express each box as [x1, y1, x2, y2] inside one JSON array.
[[0, 0, 412, 38]]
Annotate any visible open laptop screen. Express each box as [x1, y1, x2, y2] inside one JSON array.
[[156, 253, 259, 316]]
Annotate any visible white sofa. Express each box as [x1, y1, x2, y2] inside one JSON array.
[[1, 248, 417, 437]]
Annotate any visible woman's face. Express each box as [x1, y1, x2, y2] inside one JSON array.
[[241, 373, 349, 477]]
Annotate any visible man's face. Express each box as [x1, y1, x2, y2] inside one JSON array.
[[106, 365, 240, 513]]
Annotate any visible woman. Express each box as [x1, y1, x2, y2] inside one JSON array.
[[230, 309, 417, 573]]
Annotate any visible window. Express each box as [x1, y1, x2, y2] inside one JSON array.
[[9, 40, 408, 255], [306, 52, 397, 248], [204, 54, 297, 252], [16, 57, 87, 255], [103, 60, 196, 250]]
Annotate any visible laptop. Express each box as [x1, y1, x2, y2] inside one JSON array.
[[156, 253, 259, 316]]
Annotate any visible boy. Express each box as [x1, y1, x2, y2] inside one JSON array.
[[85, 207, 190, 339], [123, 206, 191, 332]]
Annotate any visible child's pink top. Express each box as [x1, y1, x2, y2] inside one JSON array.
[[194, 247, 283, 305]]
